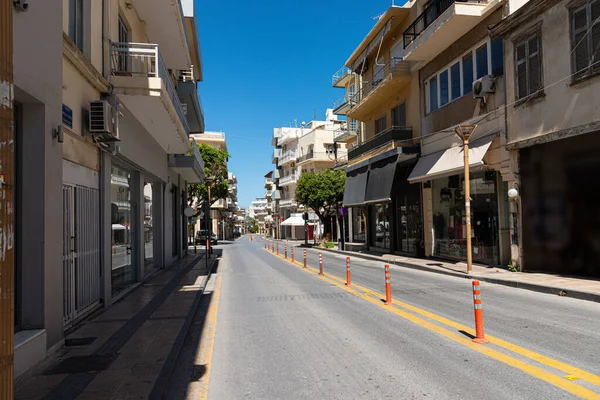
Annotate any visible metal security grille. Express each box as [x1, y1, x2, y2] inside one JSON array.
[[63, 184, 101, 327]]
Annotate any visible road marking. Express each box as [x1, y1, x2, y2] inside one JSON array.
[[264, 249, 600, 399], [188, 272, 222, 400]]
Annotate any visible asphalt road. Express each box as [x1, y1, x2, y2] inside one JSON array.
[[199, 236, 600, 399]]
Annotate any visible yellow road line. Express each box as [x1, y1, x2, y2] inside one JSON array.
[[189, 273, 222, 400], [263, 248, 600, 399]]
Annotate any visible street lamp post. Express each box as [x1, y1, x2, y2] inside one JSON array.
[[454, 124, 477, 274]]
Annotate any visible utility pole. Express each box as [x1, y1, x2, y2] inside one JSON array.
[[0, 0, 15, 397]]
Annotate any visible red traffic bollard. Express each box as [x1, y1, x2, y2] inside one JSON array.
[[345, 257, 351, 286], [319, 252, 324, 276], [303, 249, 307, 268], [472, 280, 489, 344], [384, 264, 392, 305], [284, 243, 287, 259], [276, 242, 279, 255], [291, 246, 295, 263]]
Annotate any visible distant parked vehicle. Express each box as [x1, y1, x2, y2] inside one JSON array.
[[196, 230, 217, 245]]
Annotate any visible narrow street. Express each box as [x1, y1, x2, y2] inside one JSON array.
[[169, 236, 600, 399]]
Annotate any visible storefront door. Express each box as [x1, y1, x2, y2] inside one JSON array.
[[111, 164, 135, 295]]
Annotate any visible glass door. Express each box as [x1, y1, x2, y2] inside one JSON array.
[[111, 165, 134, 295]]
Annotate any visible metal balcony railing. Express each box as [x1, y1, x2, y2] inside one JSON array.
[[332, 66, 352, 86], [361, 58, 412, 99], [110, 42, 190, 135], [348, 126, 413, 160], [279, 150, 298, 164], [179, 65, 204, 119], [297, 151, 336, 163], [403, 0, 470, 49]]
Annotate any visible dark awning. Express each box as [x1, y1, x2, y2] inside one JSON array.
[[343, 166, 369, 207], [365, 155, 398, 204]]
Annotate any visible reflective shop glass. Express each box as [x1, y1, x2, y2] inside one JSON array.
[[431, 171, 500, 265], [111, 165, 135, 295]]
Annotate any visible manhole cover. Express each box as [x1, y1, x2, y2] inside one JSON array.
[[43, 354, 117, 375]]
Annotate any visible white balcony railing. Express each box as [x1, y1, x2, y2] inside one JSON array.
[[279, 149, 298, 165], [110, 42, 190, 135], [279, 198, 297, 207], [279, 174, 298, 185], [332, 66, 352, 86]]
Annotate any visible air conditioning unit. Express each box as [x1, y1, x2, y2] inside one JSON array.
[[472, 75, 495, 98], [89, 100, 120, 142]]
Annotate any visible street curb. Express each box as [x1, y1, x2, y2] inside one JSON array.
[[317, 247, 600, 304], [149, 254, 219, 400]]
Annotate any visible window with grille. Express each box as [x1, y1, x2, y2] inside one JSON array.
[[571, 0, 600, 81], [515, 32, 543, 100]]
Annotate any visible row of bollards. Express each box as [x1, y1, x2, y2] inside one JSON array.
[[263, 240, 489, 344]]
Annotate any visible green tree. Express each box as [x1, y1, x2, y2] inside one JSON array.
[[188, 142, 230, 212], [295, 169, 346, 236]]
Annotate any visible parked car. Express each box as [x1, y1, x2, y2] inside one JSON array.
[[233, 231, 241, 238], [196, 230, 217, 245]]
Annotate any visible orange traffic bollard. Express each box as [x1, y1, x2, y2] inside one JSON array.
[[345, 257, 351, 286], [251, 235, 253, 241], [472, 280, 489, 344], [284, 243, 287, 259], [319, 252, 324, 276], [291, 246, 295, 263], [303, 249, 307, 268], [384, 264, 392, 305], [276, 242, 279, 255]]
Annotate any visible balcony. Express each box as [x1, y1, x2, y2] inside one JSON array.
[[279, 129, 301, 145], [264, 177, 273, 188], [333, 126, 360, 144], [190, 132, 227, 152], [272, 128, 282, 146], [296, 151, 336, 165], [348, 126, 416, 162], [279, 174, 298, 186], [278, 150, 298, 166], [279, 198, 297, 208], [348, 58, 413, 121], [332, 66, 353, 88], [332, 94, 355, 116], [168, 139, 205, 183], [110, 42, 190, 154], [402, 0, 501, 63], [177, 66, 204, 133], [272, 148, 282, 164], [334, 154, 349, 169], [131, 0, 190, 70]]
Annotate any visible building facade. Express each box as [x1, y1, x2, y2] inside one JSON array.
[[12, 0, 206, 378], [491, 0, 600, 278]]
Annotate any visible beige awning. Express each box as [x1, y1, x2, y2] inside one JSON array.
[[408, 134, 495, 183]]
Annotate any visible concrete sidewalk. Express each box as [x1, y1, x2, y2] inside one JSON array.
[[14, 251, 219, 400], [266, 236, 600, 304]]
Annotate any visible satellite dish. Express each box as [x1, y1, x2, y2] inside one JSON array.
[[184, 207, 195, 217]]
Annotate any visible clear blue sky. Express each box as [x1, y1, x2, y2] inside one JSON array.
[[196, 0, 399, 207]]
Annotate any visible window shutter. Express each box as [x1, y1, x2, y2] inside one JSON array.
[[516, 43, 528, 99], [591, 0, 600, 72], [528, 36, 542, 94], [573, 6, 590, 78]]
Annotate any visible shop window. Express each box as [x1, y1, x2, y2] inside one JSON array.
[[351, 207, 367, 243], [515, 32, 543, 100], [111, 165, 135, 295], [143, 182, 155, 275], [371, 203, 391, 250], [431, 172, 500, 265]]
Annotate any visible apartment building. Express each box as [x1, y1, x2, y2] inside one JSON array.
[[490, 0, 600, 278], [272, 110, 347, 239], [264, 171, 275, 237], [12, 0, 63, 378], [249, 198, 269, 234], [190, 131, 235, 239], [338, 5, 423, 255], [403, 0, 511, 266], [10, 0, 206, 378]]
